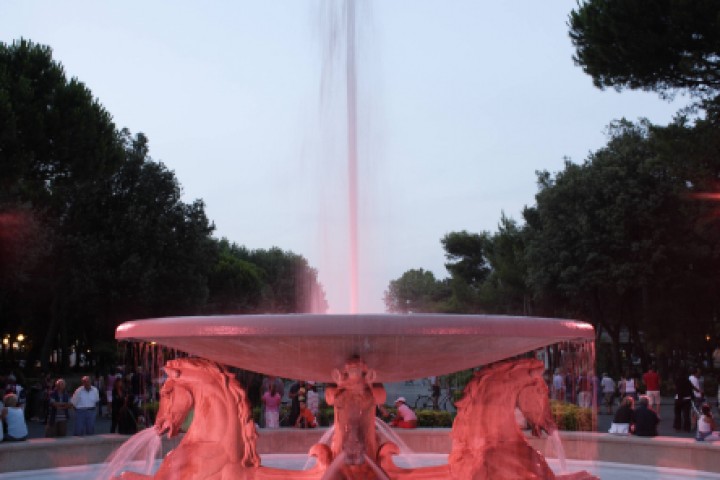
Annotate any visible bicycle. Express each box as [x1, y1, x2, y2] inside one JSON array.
[[414, 387, 455, 411]]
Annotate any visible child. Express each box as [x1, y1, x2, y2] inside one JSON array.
[[696, 403, 718, 441], [294, 401, 317, 428]]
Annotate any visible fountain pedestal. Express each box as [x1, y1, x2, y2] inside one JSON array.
[[115, 314, 597, 479]]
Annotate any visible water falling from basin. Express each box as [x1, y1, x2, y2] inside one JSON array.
[[112, 313, 598, 479]]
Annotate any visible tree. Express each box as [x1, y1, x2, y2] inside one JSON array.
[[569, 0, 720, 98], [205, 239, 263, 314], [479, 214, 531, 315], [384, 269, 446, 313], [441, 231, 491, 287], [0, 39, 126, 369], [523, 118, 720, 372], [235, 247, 327, 313]]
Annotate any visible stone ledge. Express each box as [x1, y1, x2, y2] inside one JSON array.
[[527, 431, 720, 474], [0, 429, 718, 475]]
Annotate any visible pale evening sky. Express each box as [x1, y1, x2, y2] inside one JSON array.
[[1, 1, 685, 313]]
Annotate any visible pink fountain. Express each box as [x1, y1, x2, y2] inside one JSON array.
[[114, 313, 598, 479], [113, 2, 596, 479]]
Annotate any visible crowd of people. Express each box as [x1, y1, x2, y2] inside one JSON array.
[[4, 360, 719, 441], [0, 369, 155, 441]]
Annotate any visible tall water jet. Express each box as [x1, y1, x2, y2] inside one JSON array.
[[317, 0, 373, 313], [345, 0, 359, 313]]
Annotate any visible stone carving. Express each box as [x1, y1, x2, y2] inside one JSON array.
[[118, 358, 259, 479], [116, 356, 597, 479], [448, 358, 597, 480]]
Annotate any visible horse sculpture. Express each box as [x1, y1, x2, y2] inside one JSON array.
[[448, 358, 597, 480], [114, 356, 597, 479], [119, 358, 259, 480], [321, 356, 388, 479]]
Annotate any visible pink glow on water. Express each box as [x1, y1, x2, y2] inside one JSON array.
[[97, 428, 162, 479]]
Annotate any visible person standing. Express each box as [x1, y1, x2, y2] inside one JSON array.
[[306, 382, 319, 419], [673, 369, 694, 432], [261, 383, 282, 429], [642, 366, 661, 412], [600, 373, 616, 415], [45, 379, 71, 438], [288, 380, 306, 427], [552, 369, 565, 401], [577, 372, 591, 408], [624, 372, 638, 401], [110, 377, 126, 434], [71, 376, 100, 436]]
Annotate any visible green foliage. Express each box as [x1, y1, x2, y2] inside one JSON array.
[[383, 268, 446, 313], [550, 401, 593, 431], [569, 0, 720, 99], [414, 409, 454, 427], [0, 39, 327, 373], [317, 406, 334, 427], [442, 231, 491, 287], [206, 239, 263, 313]]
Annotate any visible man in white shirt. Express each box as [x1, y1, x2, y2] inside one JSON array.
[[71, 376, 100, 436]]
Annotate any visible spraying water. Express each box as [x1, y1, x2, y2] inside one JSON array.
[[96, 428, 162, 479]]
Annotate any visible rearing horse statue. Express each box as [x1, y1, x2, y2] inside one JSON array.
[[448, 358, 597, 480], [119, 357, 259, 480]]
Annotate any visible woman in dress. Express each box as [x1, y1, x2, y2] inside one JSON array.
[[262, 383, 282, 428]]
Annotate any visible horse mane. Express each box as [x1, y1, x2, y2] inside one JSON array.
[[166, 357, 259, 467], [459, 358, 542, 405]]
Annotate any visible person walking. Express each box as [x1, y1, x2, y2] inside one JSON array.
[[642, 366, 661, 412], [71, 376, 100, 436]]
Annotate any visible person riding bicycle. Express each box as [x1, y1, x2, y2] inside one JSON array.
[[390, 397, 417, 429]]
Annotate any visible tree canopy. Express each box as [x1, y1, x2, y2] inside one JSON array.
[[569, 0, 720, 98], [0, 39, 326, 372]]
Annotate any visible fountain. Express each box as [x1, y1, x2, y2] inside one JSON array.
[[113, 313, 599, 479]]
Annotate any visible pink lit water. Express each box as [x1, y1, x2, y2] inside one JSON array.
[[1, 456, 718, 479], [95, 428, 161, 479]]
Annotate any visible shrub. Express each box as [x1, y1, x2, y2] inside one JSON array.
[[415, 409, 454, 427], [550, 401, 592, 431], [317, 406, 334, 426]]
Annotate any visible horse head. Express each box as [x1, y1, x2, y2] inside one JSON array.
[[516, 361, 557, 436], [154, 363, 195, 438], [326, 356, 379, 465], [153, 358, 260, 469]]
